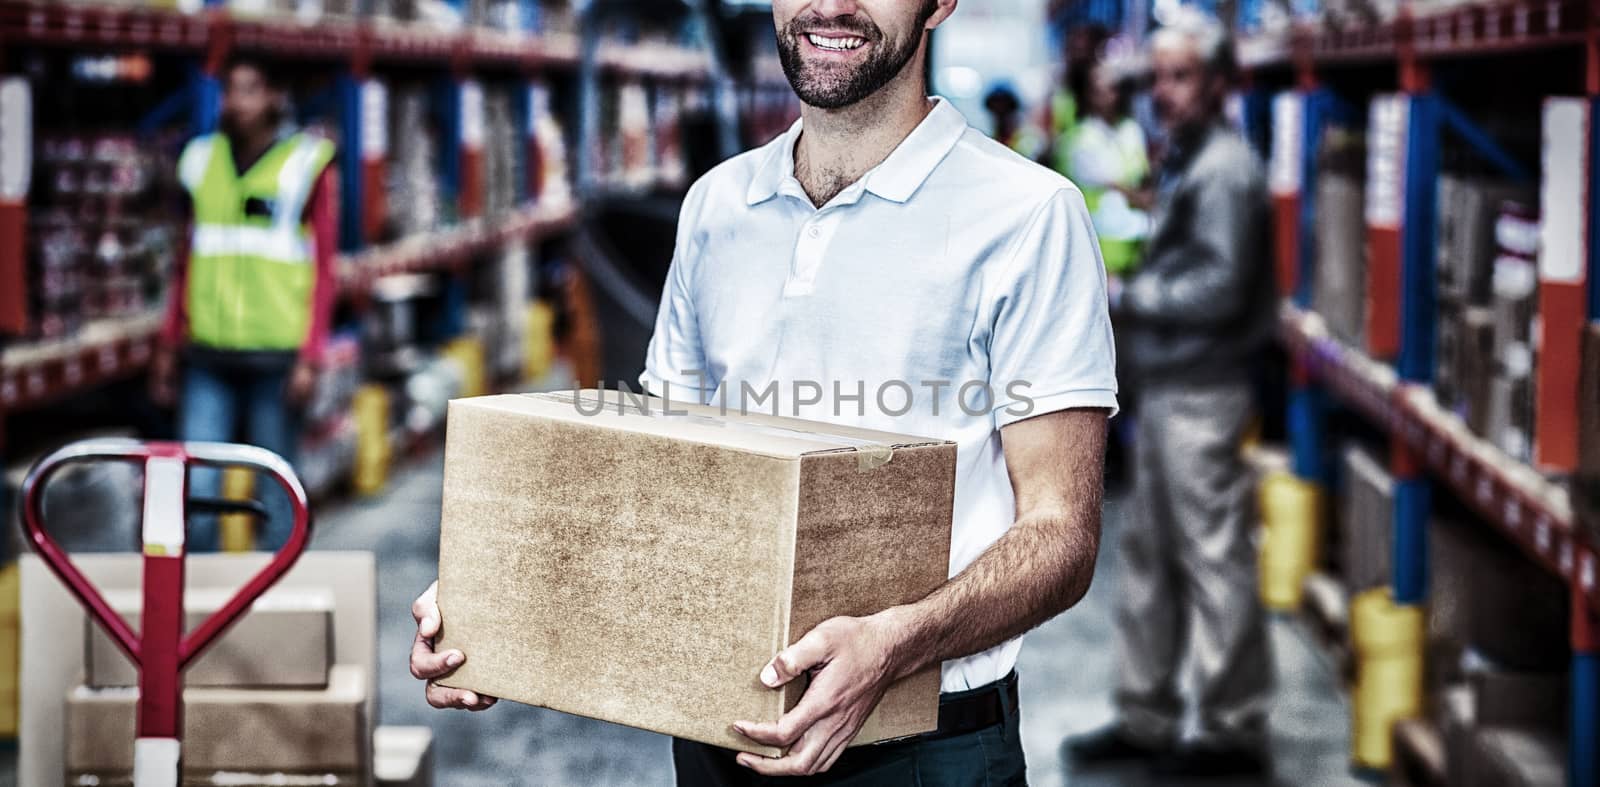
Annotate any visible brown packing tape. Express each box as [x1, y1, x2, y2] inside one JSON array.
[[855, 443, 893, 470]]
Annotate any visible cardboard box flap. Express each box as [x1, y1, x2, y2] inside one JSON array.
[[459, 391, 951, 461]]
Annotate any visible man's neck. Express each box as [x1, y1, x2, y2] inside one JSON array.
[[228, 125, 280, 172], [792, 62, 934, 208]]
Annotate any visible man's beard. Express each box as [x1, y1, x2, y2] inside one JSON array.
[[776, 8, 929, 110]]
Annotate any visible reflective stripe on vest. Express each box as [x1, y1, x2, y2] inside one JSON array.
[[181, 131, 335, 351]]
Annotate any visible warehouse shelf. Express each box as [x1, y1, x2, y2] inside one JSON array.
[[0, 0, 710, 79], [0, 200, 577, 416], [0, 312, 160, 413], [1279, 302, 1599, 613], [337, 198, 578, 294], [1239, 0, 1588, 70]]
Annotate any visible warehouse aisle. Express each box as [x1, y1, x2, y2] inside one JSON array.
[[307, 454, 1362, 786]]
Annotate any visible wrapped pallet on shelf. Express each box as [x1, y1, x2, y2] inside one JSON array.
[[299, 334, 362, 500], [1311, 127, 1367, 347], [386, 83, 443, 241], [527, 80, 572, 206], [1486, 216, 1540, 463], [482, 84, 519, 220], [26, 109, 183, 340]]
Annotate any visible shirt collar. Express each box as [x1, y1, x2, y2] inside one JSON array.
[[745, 96, 969, 207]]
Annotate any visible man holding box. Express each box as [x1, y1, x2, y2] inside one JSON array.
[[409, 0, 1118, 782]]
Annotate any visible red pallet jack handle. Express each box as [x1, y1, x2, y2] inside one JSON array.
[[18, 439, 312, 787]]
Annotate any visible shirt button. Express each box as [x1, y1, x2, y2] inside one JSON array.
[[807, 226, 820, 239]]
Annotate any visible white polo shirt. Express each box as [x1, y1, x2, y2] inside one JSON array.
[[641, 97, 1118, 692]]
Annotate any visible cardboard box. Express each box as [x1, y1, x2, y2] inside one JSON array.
[[64, 664, 368, 774], [375, 726, 434, 787], [85, 587, 333, 689], [435, 391, 956, 756]]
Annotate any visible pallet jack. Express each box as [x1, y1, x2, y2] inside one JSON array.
[[20, 438, 312, 787]]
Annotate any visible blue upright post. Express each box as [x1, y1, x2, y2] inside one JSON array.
[[1390, 91, 1439, 606], [1288, 85, 1331, 504], [437, 78, 463, 223], [1574, 637, 1599, 787], [1294, 89, 1325, 308], [511, 80, 532, 205], [191, 69, 221, 137], [338, 74, 364, 253]]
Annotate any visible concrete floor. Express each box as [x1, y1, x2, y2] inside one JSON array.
[[3, 451, 1366, 786], [310, 453, 1365, 787]]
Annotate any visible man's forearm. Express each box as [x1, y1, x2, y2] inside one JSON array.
[[878, 493, 1103, 681]]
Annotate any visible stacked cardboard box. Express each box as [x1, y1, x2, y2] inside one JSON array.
[[67, 587, 367, 783], [65, 665, 369, 782], [83, 588, 334, 688], [21, 553, 379, 787]]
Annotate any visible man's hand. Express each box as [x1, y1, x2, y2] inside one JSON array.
[[286, 360, 317, 407], [149, 347, 178, 407], [409, 581, 498, 711], [731, 614, 906, 776]]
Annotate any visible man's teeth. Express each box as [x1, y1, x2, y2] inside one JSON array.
[[807, 33, 866, 51]]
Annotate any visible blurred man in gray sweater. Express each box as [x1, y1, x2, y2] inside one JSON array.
[[1066, 12, 1277, 779]]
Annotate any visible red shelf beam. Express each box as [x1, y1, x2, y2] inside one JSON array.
[[0, 326, 156, 413], [1241, 0, 1588, 71], [337, 199, 576, 296], [1279, 302, 1600, 613], [1, 201, 576, 417], [0, 1, 711, 78]]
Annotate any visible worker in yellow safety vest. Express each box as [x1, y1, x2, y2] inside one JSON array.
[[1060, 57, 1151, 275], [151, 54, 339, 552]]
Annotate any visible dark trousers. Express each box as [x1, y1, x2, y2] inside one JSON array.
[[672, 677, 1026, 786], [178, 350, 301, 552]]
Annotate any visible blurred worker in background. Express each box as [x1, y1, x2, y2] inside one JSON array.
[[983, 82, 1046, 161], [1066, 12, 1277, 778], [1060, 52, 1150, 487], [1061, 57, 1149, 277], [1047, 21, 1110, 155], [151, 55, 338, 552]]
